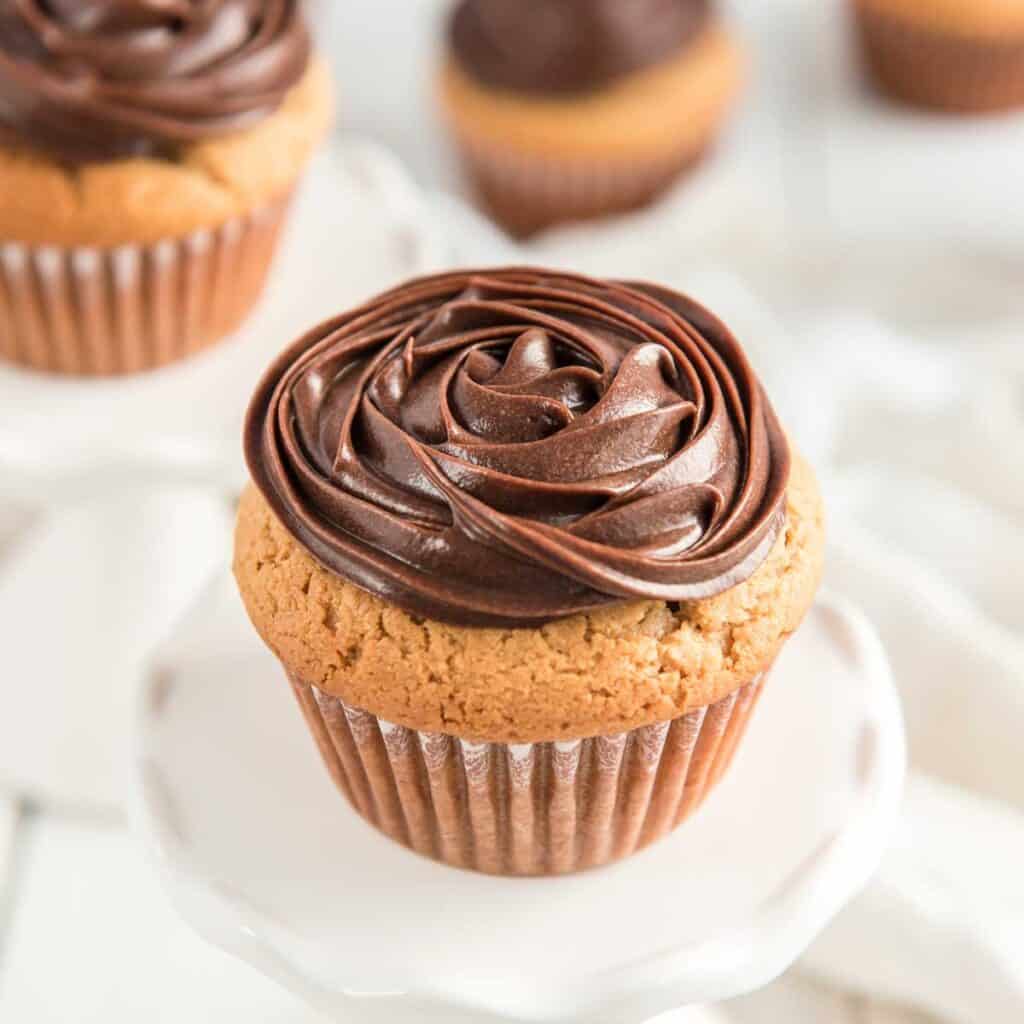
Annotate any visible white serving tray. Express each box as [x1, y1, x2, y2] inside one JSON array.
[[132, 578, 904, 1024]]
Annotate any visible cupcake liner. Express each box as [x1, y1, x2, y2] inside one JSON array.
[[452, 134, 710, 238], [853, 3, 1024, 113], [0, 192, 292, 376], [289, 672, 766, 876]]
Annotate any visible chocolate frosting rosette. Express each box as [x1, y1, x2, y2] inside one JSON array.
[[235, 270, 825, 876], [246, 268, 790, 627], [450, 0, 711, 95], [0, 0, 310, 161]]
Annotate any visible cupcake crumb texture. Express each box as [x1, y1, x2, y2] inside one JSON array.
[[0, 59, 333, 248], [234, 454, 824, 744]]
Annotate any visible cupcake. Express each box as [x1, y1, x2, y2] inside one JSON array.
[[437, 0, 744, 237], [235, 268, 824, 876], [0, 1, 332, 376], [852, 0, 1024, 112]]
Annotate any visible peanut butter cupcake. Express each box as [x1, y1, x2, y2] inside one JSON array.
[[852, 0, 1024, 112], [437, 0, 744, 237], [235, 268, 825, 876], [0, 1, 332, 376]]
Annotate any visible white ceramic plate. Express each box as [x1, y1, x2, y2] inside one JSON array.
[[132, 578, 904, 1024]]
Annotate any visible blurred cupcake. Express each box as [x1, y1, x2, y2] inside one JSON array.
[[0, 1, 332, 376], [852, 0, 1024, 112], [235, 268, 825, 877], [437, 0, 744, 237]]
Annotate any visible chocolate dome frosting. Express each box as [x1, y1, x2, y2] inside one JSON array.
[[0, 0, 310, 162], [245, 269, 791, 628], [449, 0, 711, 95]]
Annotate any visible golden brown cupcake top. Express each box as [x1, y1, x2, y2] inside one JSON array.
[[234, 451, 823, 741], [438, 26, 742, 160], [0, 56, 331, 245], [855, 0, 1024, 38]]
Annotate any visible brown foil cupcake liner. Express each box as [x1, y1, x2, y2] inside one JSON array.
[[452, 134, 710, 238], [0, 192, 292, 377], [289, 672, 766, 876], [853, 3, 1024, 113]]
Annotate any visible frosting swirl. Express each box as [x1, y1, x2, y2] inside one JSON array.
[[449, 0, 711, 95], [0, 0, 310, 162], [245, 269, 791, 628]]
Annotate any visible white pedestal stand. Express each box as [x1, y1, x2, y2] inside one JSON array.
[[132, 578, 904, 1024]]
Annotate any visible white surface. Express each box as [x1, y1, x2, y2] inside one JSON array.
[[0, 487, 230, 809], [806, 775, 1024, 1023], [0, 501, 32, 560], [0, 798, 16, 907], [827, 512, 1024, 807], [802, 514, 1024, 1021], [132, 581, 903, 1024], [809, 0, 1024, 249], [0, 816, 323, 1024]]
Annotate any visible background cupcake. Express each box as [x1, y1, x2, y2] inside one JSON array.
[[0, 0, 332, 376], [235, 268, 824, 877], [437, 0, 744, 237], [852, 0, 1024, 112]]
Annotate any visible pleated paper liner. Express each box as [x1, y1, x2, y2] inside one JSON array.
[[853, 2, 1024, 113], [0, 191, 292, 377], [290, 672, 766, 876], [452, 133, 711, 239]]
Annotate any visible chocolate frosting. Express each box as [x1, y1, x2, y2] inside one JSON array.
[[449, 0, 711, 95], [245, 269, 791, 628], [0, 0, 310, 162]]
